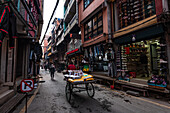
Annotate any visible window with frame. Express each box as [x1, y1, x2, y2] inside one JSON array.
[[116, 0, 156, 29], [84, 0, 93, 9], [84, 11, 103, 41]]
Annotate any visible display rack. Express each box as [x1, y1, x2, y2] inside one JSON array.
[[117, 0, 156, 29], [116, 46, 121, 72], [156, 37, 168, 76]]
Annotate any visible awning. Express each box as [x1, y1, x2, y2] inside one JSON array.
[[66, 48, 83, 57], [114, 24, 164, 45], [67, 49, 79, 55]]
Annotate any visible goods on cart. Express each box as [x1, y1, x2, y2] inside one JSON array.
[[148, 75, 167, 89], [64, 70, 94, 81]]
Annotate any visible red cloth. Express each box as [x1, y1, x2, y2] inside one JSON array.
[[129, 72, 136, 78], [67, 64, 76, 70], [124, 47, 130, 54]]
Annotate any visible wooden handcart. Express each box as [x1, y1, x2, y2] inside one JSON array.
[[64, 71, 96, 103]]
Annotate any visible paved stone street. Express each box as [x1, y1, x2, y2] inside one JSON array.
[[13, 69, 170, 113]]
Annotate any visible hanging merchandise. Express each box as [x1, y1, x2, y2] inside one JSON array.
[[93, 46, 97, 57], [100, 44, 104, 56], [0, 4, 17, 48], [89, 47, 93, 57], [98, 44, 103, 61], [124, 47, 130, 54], [96, 45, 99, 56], [34, 42, 43, 62], [84, 49, 88, 58]]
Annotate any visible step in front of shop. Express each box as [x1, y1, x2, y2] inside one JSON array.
[[0, 89, 15, 106], [92, 74, 115, 85], [115, 80, 170, 94], [0, 86, 9, 95], [0, 93, 25, 113]]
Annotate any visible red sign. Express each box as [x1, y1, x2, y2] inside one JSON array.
[[20, 79, 34, 92], [67, 49, 79, 55], [70, 33, 73, 38]]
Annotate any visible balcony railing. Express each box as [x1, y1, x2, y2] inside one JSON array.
[[69, 0, 73, 6], [64, 26, 68, 33], [70, 14, 77, 27], [64, 0, 69, 7], [64, 0, 75, 20], [64, 6, 69, 17], [64, 14, 78, 37]]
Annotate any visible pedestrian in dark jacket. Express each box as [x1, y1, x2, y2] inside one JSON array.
[[49, 63, 55, 79]]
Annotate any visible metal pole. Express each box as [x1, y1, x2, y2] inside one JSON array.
[[25, 93, 27, 113]]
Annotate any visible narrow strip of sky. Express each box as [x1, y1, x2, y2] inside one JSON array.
[[40, 0, 64, 43]]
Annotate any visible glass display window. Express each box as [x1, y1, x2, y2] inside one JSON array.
[[116, 37, 167, 80]]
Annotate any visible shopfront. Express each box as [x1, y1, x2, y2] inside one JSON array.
[[83, 43, 114, 72], [66, 48, 83, 70], [114, 24, 168, 88]]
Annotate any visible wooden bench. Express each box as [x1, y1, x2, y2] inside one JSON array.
[[122, 85, 149, 96]]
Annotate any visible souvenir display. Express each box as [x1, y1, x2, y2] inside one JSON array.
[[116, 37, 168, 89], [148, 75, 167, 88], [118, 71, 130, 82]]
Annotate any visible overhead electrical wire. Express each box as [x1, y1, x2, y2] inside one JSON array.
[[40, 0, 59, 45]]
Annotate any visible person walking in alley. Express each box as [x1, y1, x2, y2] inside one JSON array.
[[49, 63, 55, 79]]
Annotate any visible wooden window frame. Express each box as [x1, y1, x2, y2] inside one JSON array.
[[84, 11, 103, 41], [84, 0, 93, 10]]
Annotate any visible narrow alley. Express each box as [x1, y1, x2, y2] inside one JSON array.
[[13, 69, 170, 113]]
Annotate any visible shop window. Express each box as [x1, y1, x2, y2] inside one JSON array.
[[93, 17, 97, 30], [84, 0, 93, 9], [84, 11, 103, 41], [87, 21, 92, 33], [98, 27, 103, 35], [98, 12, 103, 27], [93, 30, 97, 37], [116, 0, 156, 29], [116, 37, 168, 82]]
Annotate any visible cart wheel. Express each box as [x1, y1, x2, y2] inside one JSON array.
[[86, 83, 95, 98], [65, 82, 72, 102]]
